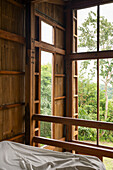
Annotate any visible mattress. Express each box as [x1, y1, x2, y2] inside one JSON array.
[[0, 141, 106, 170]]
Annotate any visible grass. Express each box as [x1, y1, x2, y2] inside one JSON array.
[[82, 141, 113, 170], [103, 157, 113, 170], [100, 141, 113, 170]]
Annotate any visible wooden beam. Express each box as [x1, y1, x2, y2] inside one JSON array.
[[32, 0, 64, 5], [35, 12, 65, 31], [66, 0, 113, 10], [0, 71, 25, 75], [7, 0, 24, 8], [72, 140, 113, 151], [0, 103, 25, 110], [0, 30, 26, 44], [55, 74, 65, 77], [35, 41, 65, 55], [33, 114, 113, 131], [8, 133, 25, 141], [70, 51, 113, 60], [54, 96, 66, 100], [33, 136, 113, 158]]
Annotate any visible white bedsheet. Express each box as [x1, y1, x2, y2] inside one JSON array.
[[0, 141, 106, 170]]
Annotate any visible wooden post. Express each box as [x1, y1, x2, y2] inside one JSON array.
[[66, 9, 73, 142], [25, 2, 35, 145]]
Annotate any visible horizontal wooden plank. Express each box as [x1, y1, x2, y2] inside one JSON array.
[[34, 100, 39, 104], [0, 133, 25, 142], [0, 103, 25, 110], [35, 12, 65, 31], [55, 74, 65, 77], [32, 0, 64, 6], [72, 140, 113, 151], [32, 114, 113, 131], [73, 75, 78, 78], [0, 29, 26, 44], [35, 41, 65, 55], [8, 133, 25, 141], [0, 71, 25, 75], [70, 51, 113, 60], [34, 72, 39, 76], [41, 137, 65, 150], [74, 95, 78, 97], [66, 0, 112, 10], [73, 113, 78, 116], [34, 127, 39, 132], [33, 136, 113, 158], [54, 96, 66, 100], [7, 0, 24, 8]]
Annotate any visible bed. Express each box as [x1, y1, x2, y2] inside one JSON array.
[[0, 141, 106, 170]]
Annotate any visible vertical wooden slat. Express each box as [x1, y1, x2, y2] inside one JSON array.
[[38, 48, 41, 138], [52, 52, 55, 139], [66, 9, 73, 142]]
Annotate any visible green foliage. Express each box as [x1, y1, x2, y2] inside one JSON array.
[[78, 11, 113, 142], [40, 63, 52, 138]]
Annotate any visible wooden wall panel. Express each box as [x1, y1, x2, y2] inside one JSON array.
[[0, 75, 24, 105], [2, 106, 25, 140], [0, 39, 24, 71], [55, 54, 64, 74], [0, 0, 25, 142], [55, 77, 64, 97], [56, 28, 65, 49], [1, 0, 24, 36], [35, 2, 65, 26]]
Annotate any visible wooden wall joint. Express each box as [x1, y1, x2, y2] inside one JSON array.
[[0, 29, 26, 44]]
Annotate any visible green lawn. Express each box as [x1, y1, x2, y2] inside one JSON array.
[[100, 142, 113, 170], [82, 141, 113, 170]]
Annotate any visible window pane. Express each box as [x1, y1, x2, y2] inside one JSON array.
[[78, 60, 97, 121], [41, 21, 54, 45], [41, 51, 53, 138], [99, 59, 113, 122], [99, 59, 113, 145], [77, 6, 97, 52], [100, 3, 113, 51], [78, 127, 97, 144]]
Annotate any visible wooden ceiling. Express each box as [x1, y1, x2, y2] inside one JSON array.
[[30, 0, 112, 8]]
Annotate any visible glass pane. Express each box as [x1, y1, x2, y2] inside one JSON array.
[[78, 60, 97, 121], [100, 3, 113, 51], [41, 51, 53, 138], [77, 6, 97, 52], [41, 21, 54, 45], [78, 127, 97, 144], [99, 59, 113, 122], [99, 58, 113, 145]]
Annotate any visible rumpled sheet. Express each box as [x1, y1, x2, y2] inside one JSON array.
[[0, 141, 106, 170]]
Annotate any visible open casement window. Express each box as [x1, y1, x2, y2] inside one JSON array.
[[32, 11, 66, 150], [72, 3, 113, 164]]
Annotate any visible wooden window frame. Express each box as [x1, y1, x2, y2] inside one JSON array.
[[72, 3, 113, 153], [32, 9, 66, 143]]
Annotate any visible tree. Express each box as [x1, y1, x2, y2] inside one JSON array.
[[41, 63, 52, 138], [78, 11, 113, 120]]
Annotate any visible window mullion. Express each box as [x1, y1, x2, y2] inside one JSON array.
[[97, 5, 100, 146]]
